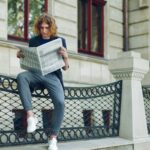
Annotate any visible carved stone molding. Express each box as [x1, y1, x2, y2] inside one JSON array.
[[139, 0, 148, 8], [112, 71, 145, 80]]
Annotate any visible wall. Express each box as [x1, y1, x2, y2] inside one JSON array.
[[48, 0, 77, 53], [128, 0, 150, 85], [104, 0, 123, 59], [129, 0, 150, 60]]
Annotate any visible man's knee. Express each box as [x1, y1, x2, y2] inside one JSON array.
[[53, 96, 65, 108], [17, 72, 29, 84], [17, 73, 24, 82]]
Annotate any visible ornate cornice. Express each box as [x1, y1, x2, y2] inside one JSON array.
[[112, 71, 145, 80]]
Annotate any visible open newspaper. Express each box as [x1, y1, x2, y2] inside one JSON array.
[[18, 38, 65, 76]]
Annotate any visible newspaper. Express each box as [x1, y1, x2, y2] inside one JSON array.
[[18, 38, 65, 75]]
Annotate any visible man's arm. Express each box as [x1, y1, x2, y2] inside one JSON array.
[[58, 47, 69, 71]]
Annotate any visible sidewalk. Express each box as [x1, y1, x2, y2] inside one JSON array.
[[0, 137, 132, 150]]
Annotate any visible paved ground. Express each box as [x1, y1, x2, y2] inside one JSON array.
[[0, 137, 132, 150]]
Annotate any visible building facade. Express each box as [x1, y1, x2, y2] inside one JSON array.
[[0, 0, 150, 86]]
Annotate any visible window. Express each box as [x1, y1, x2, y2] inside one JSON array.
[[8, 0, 48, 42], [78, 0, 105, 57]]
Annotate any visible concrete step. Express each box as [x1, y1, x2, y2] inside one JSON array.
[[0, 137, 133, 150]]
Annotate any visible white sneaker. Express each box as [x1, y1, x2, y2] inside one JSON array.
[[27, 116, 38, 133], [48, 138, 58, 150]]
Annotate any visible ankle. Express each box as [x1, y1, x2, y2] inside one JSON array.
[[49, 136, 57, 141], [27, 111, 34, 118]]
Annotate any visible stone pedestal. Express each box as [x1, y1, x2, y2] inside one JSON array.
[[109, 51, 149, 141]]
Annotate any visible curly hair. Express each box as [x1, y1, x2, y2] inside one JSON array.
[[33, 13, 57, 37]]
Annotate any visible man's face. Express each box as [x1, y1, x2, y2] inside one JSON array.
[[40, 22, 50, 39]]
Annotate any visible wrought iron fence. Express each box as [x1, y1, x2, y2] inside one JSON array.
[[143, 86, 150, 133], [0, 74, 122, 146]]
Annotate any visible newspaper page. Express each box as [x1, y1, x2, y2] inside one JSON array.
[[19, 38, 65, 75], [19, 47, 41, 73]]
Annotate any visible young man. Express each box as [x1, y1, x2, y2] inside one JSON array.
[[16, 13, 69, 150]]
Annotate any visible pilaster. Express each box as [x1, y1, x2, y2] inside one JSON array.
[[109, 51, 149, 141]]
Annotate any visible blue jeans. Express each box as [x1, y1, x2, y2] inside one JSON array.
[[17, 71, 65, 136]]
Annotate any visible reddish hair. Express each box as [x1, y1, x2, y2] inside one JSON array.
[[33, 13, 57, 36]]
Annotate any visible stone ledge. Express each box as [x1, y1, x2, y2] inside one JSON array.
[[0, 137, 133, 150], [1, 137, 150, 150]]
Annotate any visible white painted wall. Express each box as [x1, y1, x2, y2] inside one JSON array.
[[104, 0, 123, 59], [129, 0, 150, 59]]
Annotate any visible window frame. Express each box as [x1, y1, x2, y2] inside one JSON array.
[[8, 0, 48, 42], [78, 0, 105, 57]]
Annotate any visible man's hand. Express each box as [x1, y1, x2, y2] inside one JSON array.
[[16, 50, 24, 58], [58, 47, 68, 60], [58, 47, 69, 70]]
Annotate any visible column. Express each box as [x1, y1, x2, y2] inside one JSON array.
[[109, 51, 149, 141]]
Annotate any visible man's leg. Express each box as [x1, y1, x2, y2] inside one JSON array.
[[17, 71, 41, 132], [42, 73, 65, 150]]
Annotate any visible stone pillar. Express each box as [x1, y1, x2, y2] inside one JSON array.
[[109, 51, 149, 141]]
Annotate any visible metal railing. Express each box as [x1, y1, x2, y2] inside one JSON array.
[[143, 86, 150, 133], [0, 75, 122, 146]]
